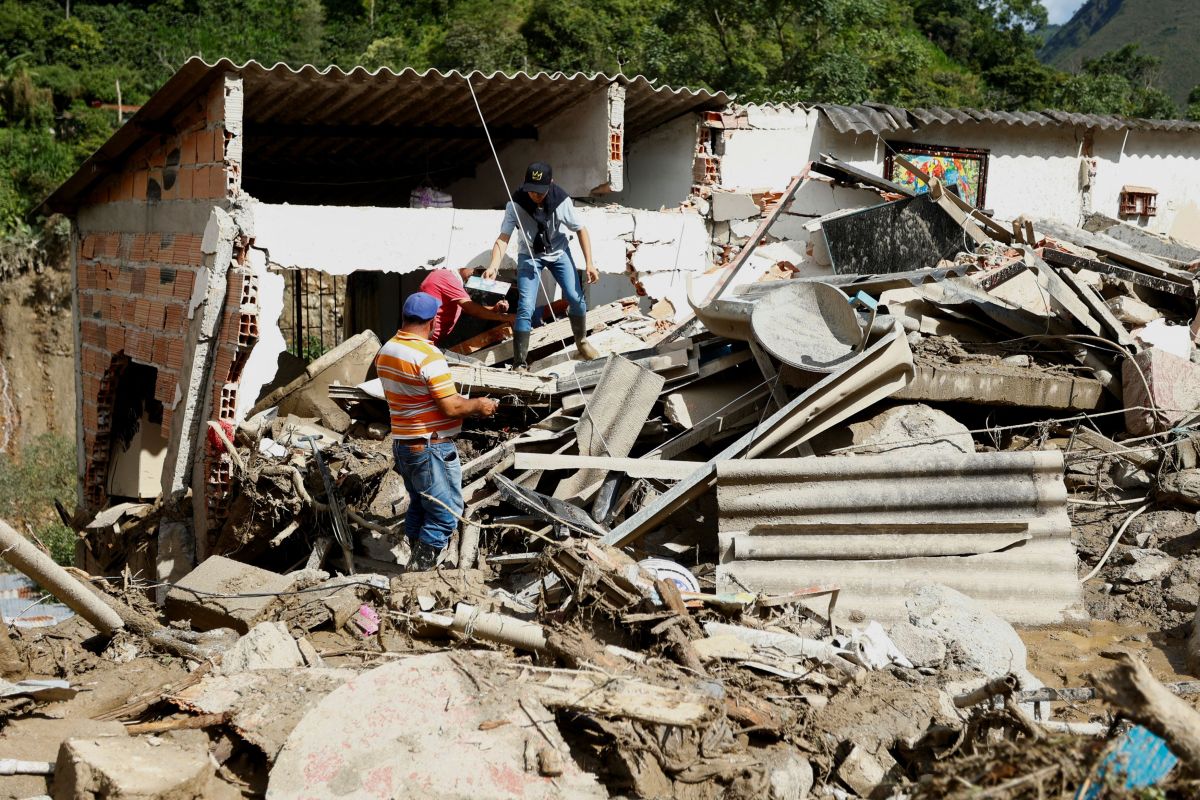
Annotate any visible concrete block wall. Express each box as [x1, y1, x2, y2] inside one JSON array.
[[73, 76, 239, 510]]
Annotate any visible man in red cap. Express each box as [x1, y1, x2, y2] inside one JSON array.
[[418, 266, 515, 346], [482, 160, 600, 371]]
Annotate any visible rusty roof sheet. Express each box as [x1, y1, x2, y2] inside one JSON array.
[[40, 58, 729, 213], [811, 102, 1200, 136]]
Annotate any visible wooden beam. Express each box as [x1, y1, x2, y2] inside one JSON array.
[[244, 122, 538, 140], [1043, 248, 1195, 298], [710, 169, 810, 302], [1071, 427, 1159, 471], [460, 299, 634, 366], [514, 453, 701, 479]]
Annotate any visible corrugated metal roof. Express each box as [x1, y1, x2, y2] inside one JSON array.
[[715, 450, 1081, 624], [811, 102, 1200, 136], [41, 58, 729, 212]]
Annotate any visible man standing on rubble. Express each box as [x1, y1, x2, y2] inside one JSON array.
[[482, 160, 600, 371], [418, 266, 515, 346], [376, 292, 499, 570]]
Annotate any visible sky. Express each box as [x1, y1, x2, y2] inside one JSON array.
[[1042, 0, 1088, 24]]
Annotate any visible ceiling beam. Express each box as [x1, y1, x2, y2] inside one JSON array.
[[243, 122, 538, 140]]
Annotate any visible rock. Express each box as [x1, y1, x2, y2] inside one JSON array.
[[0, 719, 127, 799], [1190, 604, 1200, 674], [1107, 295, 1163, 327], [165, 555, 295, 633], [1156, 470, 1200, 508], [1165, 564, 1200, 612], [906, 583, 1038, 688], [813, 403, 974, 457], [886, 621, 946, 669], [1129, 511, 1199, 549], [217, 622, 304, 674], [267, 652, 606, 799], [836, 745, 892, 799], [766, 749, 814, 800], [1120, 548, 1177, 584], [53, 736, 214, 800]]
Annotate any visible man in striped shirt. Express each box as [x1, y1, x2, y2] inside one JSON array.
[[375, 292, 499, 570]]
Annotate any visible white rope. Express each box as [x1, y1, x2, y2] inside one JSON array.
[[465, 76, 616, 457]]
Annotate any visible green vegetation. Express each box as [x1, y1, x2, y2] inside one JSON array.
[[1040, 0, 1200, 108], [0, 0, 1195, 245], [0, 433, 78, 565]]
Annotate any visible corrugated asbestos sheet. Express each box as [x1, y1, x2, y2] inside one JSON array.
[[715, 450, 1082, 624], [812, 102, 1200, 136], [40, 58, 729, 211]]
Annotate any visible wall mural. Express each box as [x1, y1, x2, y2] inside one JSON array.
[[883, 142, 990, 209]]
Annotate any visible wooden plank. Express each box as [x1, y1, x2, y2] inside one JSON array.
[[930, 181, 991, 246], [1043, 248, 1194, 298], [748, 340, 790, 410], [514, 453, 701, 479], [1072, 427, 1159, 471], [460, 299, 634, 366], [1054, 267, 1135, 348], [812, 154, 916, 197], [943, 188, 1013, 244], [451, 364, 556, 397]]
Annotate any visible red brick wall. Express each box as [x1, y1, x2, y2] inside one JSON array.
[[75, 77, 238, 509]]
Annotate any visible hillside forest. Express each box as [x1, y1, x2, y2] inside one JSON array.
[[2, 0, 1197, 246]]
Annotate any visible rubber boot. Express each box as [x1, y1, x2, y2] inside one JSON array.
[[512, 330, 531, 373], [409, 540, 442, 571], [570, 315, 600, 361]]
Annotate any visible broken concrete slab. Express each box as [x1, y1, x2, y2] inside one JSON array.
[[836, 744, 892, 799], [0, 719, 127, 800], [53, 735, 214, 800], [1120, 549, 1177, 584], [217, 621, 305, 674], [266, 651, 606, 800], [889, 361, 1105, 410], [165, 555, 294, 633], [1123, 348, 1200, 436], [905, 583, 1039, 688], [1107, 295, 1163, 327], [886, 621, 946, 669], [172, 668, 356, 764], [252, 330, 381, 418], [811, 403, 973, 457], [711, 191, 762, 222]]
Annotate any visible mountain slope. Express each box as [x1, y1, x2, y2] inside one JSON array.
[[1040, 0, 1200, 107]]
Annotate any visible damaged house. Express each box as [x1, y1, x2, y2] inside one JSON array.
[[38, 60, 1200, 563], [12, 56, 1200, 800]]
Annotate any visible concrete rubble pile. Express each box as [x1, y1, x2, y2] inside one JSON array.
[[8, 159, 1200, 798]]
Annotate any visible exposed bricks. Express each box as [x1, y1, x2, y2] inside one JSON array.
[[154, 370, 177, 404]]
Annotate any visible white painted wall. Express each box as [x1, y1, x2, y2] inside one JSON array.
[[252, 202, 709, 322], [1091, 128, 1200, 236], [720, 104, 1200, 237], [448, 87, 615, 207], [607, 114, 698, 210]]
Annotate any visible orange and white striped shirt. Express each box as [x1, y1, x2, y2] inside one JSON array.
[[375, 331, 461, 440]]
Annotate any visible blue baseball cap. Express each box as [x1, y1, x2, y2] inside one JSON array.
[[403, 291, 441, 321]]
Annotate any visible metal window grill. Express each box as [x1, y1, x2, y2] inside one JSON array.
[[281, 269, 346, 361]]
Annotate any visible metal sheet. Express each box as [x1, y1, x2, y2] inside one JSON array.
[[812, 103, 1200, 136], [750, 282, 863, 372], [718, 538, 1081, 625], [715, 450, 1079, 624], [40, 58, 728, 214]]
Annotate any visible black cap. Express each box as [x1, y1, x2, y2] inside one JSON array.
[[520, 161, 553, 193]]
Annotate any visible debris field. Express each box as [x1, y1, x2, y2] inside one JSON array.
[[6, 158, 1200, 799]]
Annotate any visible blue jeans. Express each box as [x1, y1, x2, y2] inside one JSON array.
[[392, 440, 463, 549], [515, 251, 588, 333]]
